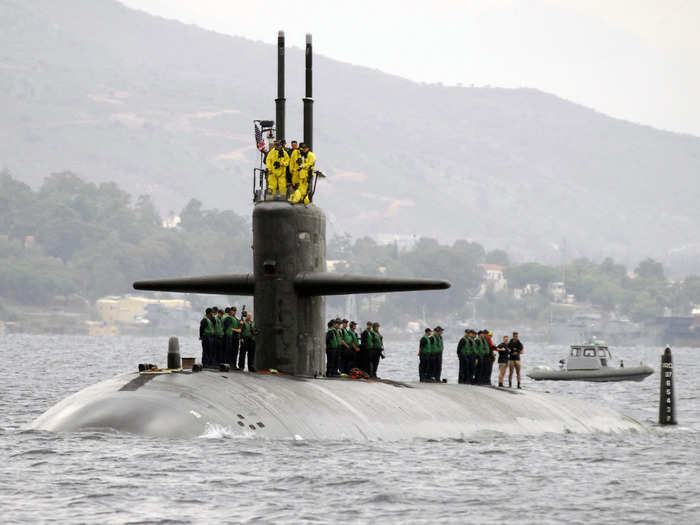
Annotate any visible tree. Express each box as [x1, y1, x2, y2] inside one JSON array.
[[635, 258, 665, 281], [485, 249, 510, 266], [179, 199, 206, 232], [504, 263, 558, 289]]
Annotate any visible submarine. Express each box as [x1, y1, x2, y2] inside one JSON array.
[[31, 32, 645, 439]]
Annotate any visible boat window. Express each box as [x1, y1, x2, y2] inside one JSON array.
[[583, 348, 596, 357], [597, 349, 607, 357], [570, 347, 581, 357]]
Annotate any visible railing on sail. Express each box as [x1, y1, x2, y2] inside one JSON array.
[[252, 165, 325, 203], [251, 121, 324, 204]]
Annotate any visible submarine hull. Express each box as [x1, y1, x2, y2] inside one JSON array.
[[31, 371, 644, 439]]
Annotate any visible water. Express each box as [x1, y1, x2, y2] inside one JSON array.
[[2, 334, 699, 524]]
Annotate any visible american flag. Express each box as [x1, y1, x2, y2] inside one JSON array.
[[254, 121, 267, 152]]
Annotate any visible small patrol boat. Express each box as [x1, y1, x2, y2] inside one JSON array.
[[528, 342, 653, 382]]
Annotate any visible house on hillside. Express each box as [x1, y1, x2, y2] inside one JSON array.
[[478, 263, 507, 296]]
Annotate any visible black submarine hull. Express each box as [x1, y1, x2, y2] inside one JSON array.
[[30, 370, 644, 439]]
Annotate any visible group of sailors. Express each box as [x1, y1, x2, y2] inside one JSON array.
[[199, 306, 257, 371], [420, 328, 524, 388], [199, 308, 524, 387], [265, 140, 316, 204], [325, 319, 384, 378]]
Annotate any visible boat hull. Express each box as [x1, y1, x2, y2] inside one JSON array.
[[528, 366, 654, 382], [30, 370, 645, 439]]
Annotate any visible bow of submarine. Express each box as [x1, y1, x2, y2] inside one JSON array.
[[30, 370, 644, 439]]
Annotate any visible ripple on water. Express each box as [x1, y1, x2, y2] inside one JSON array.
[[2, 336, 700, 524]]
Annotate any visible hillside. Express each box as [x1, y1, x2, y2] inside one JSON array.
[[1, 0, 699, 272]]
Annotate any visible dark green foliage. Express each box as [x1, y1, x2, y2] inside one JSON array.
[[0, 171, 250, 304], [485, 249, 510, 266]]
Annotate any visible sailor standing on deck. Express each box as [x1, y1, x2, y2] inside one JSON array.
[[418, 328, 432, 382], [483, 330, 496, 385], [359, 321, 373, 374], [369, 322, 384, 378], [466, 329, 479, 384], [325, 319, 341, 377], [230, 306, 242, 369], [507, 332, 524, 388], [265, 141, 290, 196], [457, 329, 470, 384], [340, 319, 358, 374], [348, 321, 360, 369], [338, 319, 351, 374], [213, 307, 224, 366], [222, 308, 234, 366], [199, 308, 215, 366], [239, 312, 257, 372], [476, 330, 491, 384], [289, 143, 315, 204], [288, 140, 301, 188], [433, 326, 444, 382], [496, 335, 510, 387]]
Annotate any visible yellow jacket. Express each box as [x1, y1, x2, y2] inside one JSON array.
[[266, 148, 289, 174], [289, 149, 301, 174], [299, 151, 316, 181]]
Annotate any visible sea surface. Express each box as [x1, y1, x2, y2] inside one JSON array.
[[2, 334, 699, 524]]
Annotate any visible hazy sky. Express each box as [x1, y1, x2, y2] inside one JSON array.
[[120, 0, 700, 137]]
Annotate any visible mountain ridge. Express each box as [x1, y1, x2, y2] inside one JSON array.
[[1, 0, 698, 273]]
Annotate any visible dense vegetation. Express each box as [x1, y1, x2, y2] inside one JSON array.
[[327, 232, 700, 324], [1, 171, 697, 326], [0, 170, 251, 305]]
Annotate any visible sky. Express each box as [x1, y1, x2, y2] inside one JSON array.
[[119, 0, 700, 137]]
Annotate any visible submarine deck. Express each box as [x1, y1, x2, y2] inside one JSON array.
[[31, 369, 644, 439]]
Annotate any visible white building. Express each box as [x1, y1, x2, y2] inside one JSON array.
[[479, 264, 507, 293]]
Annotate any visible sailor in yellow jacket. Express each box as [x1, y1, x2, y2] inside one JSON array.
[[289, 140, 301, 186], [265, 142, 290, 195], [290, 143, 315, 204]]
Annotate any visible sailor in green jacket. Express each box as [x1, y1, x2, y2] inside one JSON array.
[[212, 307, 224, 365], [433, 326, 444, 382], [457, 329, 469, 384], [474, 330, 490, 384], [222, 308, 233, 366], [369, 322, 384, 378], [238, 312, 257, 372], [340, 320, 360, 374], [466, 329, 479, 384], [325, 318, 342, 377], [229, 306, 242, 369], [199, 308, 215, 366], [418, 328, 432, 382]]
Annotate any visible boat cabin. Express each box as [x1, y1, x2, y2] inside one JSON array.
[[566, 344, 612, 370]]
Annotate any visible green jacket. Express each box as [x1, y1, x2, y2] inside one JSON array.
[[241, 320, 255, 339], [366, 328, 377, 350], [475, 337, 488, 357], [344, 329, 359, 348], [203, 316, 215, 336], [419, 334, 433, 355], [372, 331, 383, 351], [466, 336, 478, 357], [434, 334, 443, 354], [222, 314, 232, 335], [326, 327, 341, 349], [457, 336, 469, 355], [214, 315, 224, 337]]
